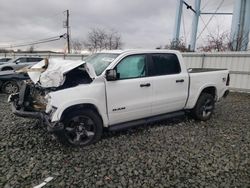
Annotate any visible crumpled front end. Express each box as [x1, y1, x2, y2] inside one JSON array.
[[27, 59, 96, 88], [8, 58, 97, 132], [8, 82, 64, 132]]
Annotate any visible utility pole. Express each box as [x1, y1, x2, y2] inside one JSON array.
[[66, 10, 70, 53]]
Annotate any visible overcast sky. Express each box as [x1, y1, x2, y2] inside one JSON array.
[[0, 0, 234, 52]]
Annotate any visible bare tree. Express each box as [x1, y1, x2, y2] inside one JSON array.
[[198, 31, 230, 52], [83, 28, 106, 52], [169, 39, 190, 52], [113, 35, 122, 50], [105, 30, 122, 50], [27, 45, 35, 53], [157, 38, 190, 52], [84, 28, 123, 52], [71, 39, 83, 54], [228, 32, 250, 51]]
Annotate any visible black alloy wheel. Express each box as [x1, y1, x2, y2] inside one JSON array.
[[191, 93, 215, 121], [58, 109, 103, 146]]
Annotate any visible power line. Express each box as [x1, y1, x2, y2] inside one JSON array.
[[10, 35, 65, 46], [1, 34, 66, 49], [183, 1, 196, 13]]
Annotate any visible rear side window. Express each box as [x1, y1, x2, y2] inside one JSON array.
[[150, 53, 181, 76]]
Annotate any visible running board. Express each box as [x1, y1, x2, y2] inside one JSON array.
[[108, 111, 185, 132]]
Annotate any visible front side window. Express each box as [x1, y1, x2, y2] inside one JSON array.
[[116, 55, 146, 79], [151, 53, 181, 76]]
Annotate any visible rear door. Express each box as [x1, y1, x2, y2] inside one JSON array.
[[149, 53, 189, 115], [106, 54, 153, 125]]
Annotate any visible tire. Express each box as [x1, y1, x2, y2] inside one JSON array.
[[2, 67, 13, 71], [56, 109, 103, 147], [191, 93, 215, 121], [2, 81, 19, 94]]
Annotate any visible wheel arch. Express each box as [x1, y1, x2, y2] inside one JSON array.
[[193, 86, 217, 108], [200, 86, 217, 99], [59, 103, 107, 127], [186, 84, 218, 109]]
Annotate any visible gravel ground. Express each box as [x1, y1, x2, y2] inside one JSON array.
[[0, 93, 250, 188]]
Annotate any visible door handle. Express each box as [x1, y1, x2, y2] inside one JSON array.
[[176, 79, 184, 83], [140, 83, 151, 87]]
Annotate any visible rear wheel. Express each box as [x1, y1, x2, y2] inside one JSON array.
[[191, 93, 215, 121], [2, 81, 19, 94], [56, 109, 103, 147]]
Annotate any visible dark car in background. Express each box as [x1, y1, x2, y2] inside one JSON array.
[[0, 71, 29, 94]]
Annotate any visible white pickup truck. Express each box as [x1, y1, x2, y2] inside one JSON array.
[[9, 50, 230, 146]]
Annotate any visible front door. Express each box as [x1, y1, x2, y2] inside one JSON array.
[[106, 54, 153, 125]]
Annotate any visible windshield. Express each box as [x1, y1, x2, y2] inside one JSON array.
[[84, 53, 119, 75]]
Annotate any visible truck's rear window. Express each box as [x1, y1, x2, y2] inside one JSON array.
[[150, 53, 181, 76]]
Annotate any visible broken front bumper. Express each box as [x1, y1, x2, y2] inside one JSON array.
[[8, 93, 64, 133]]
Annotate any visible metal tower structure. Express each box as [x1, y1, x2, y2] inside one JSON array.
[[190, 0, 201, 51], [172, 0, 183, 48], [230, 0, 250, 51], [173, 0, 250, 51]]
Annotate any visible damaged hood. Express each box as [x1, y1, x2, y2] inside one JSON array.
[[27, 59, 96, 88]]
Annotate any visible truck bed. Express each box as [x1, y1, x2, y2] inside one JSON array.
[[185, 68, 229, 109]]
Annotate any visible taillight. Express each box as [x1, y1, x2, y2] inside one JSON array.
[[226, 74, 230, 86]]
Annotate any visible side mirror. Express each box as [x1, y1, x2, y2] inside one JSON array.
[[106, 69, 117, 81]]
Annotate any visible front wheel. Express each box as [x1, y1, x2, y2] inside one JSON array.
[[56, 109, 103, 147], [191, 93, 215, 121]]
